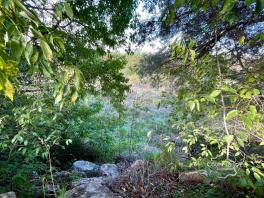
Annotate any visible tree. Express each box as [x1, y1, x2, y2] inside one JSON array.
[[0, 1, 136, 195], [137, 0, 264, 194], [0, 0, 136, 103]]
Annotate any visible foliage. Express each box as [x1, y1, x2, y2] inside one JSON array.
[[0, 0, 135, 103], [0, 1, 136, 196], [136, 0, 264, 196], [136, 0, 264, 59], [173, 183, 246, 198]]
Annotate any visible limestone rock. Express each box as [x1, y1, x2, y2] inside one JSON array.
[[73, 161, 100, 177], [0, 192, 16, 198], [72, 177, 107, 188], [66, 179, 119, 198], [100, 164, 119, 178]]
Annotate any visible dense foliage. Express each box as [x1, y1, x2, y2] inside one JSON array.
[[137, 0, 264, 196], [0, 0, 263, 197], [0, 0, 136, 196]]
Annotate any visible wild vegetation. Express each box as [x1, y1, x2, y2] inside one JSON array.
[[0, 0, 263, 197]]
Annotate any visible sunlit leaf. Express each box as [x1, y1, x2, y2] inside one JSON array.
[[226, 110, 239, 120], [71, 91, 78, 103], [24, 41, 33, 64], [223, 135, 234, 143], [210, 90, 221, 98], [40, 40, 53, 61], [4, 78, 14, 101], [64, 3, 73, 19]]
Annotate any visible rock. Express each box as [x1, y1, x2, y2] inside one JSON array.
[[73, 161, 100, 177], [124, 160, 146, 184], [100, 164, 119, 178], [0, 192, 16, 198], [66, 179, 119, 198], [53, 171, 71, 184], [128, 160, 145, 172], [72, 177, 108, 188], [179, 171, 206, 184], [114, 154, 140, 172]]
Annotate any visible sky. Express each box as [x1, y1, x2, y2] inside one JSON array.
[[116, 2, 164, 54]]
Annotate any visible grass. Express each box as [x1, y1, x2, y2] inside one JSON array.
[[173, 183, 247, 198]]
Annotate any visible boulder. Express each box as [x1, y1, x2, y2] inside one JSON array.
[[72, 177, 107, 188], [66, 178, 119, 198], [0, 192, 16, 198], [73, 161, 100, 177], [179, 171, 206, 184], [100, 164, 119, 178]]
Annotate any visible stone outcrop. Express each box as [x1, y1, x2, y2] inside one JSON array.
[[73, 161, 100, 177], [0, 192, 16, 198], [100, 164, 119, 178], [66, 162, 121, 198]]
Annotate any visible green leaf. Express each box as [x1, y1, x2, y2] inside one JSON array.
[[221, 84, 237, 94], [226, 110, 239, 120], [13, 0, 40, 24], [210, 90, 221, 98], [183, 48, 188, 64], [188, 100, 195, 111], [40, 40, 53, 61], [237, 138, 245, 147], [64, 3, 74, 19], [42, 64, 51, 78], [195, 99, 200, 111], [4, 78, 14, 101], [55, 4, 64, 19], [223, 135, 234, 143], [254, 172, 262, 182], [221, 0, 237, 14], [55, 88, 63, 104], [11, 40, 24, 59], [252, 88, 260, 96], [24, 42, 33, 64], [22, 148, 27, 155], [71, 91, 78, 103], [249, 105, 257, 114], [31, 28, 44, 39], [54, 37, 65, 51], [252, 167, 264, 176], [239, 36, 245, 45], [246, 168, 250, 176], [0, 56, 7, 70], [31, 51, 39, 65], [190, 49, 196, 62]]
